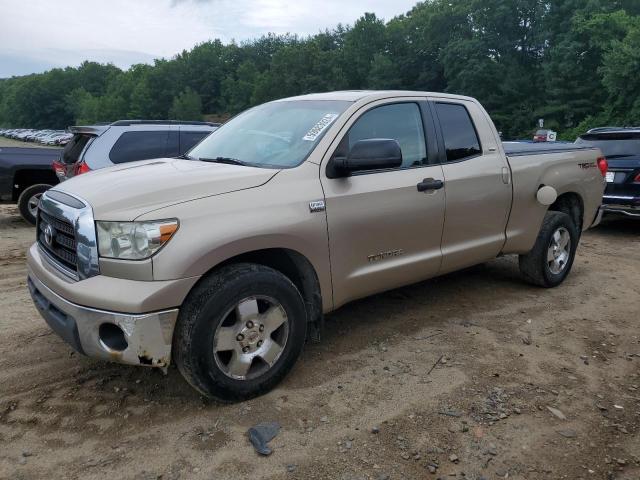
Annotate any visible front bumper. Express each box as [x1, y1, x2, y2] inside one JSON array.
[[28, 268, 178, 367]]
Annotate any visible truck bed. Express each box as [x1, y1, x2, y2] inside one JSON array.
[[502, 141, 597, 157]]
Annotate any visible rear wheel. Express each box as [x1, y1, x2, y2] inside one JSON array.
[[519, 211, 579, 287], [173, 263, 307, 402], [17, 184, 51, 225]]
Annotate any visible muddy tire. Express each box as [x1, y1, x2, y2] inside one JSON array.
[[519, 211, 579, 288], [17, 184, 51, 225], [173, 263, 307, 402]]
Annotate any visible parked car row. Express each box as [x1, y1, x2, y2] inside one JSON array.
[[0, 128, 74, 146]]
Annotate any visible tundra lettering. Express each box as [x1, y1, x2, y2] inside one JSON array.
[[367, 249, 404, 262]]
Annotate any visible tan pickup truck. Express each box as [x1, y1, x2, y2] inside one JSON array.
[[27, 91, 606, 401]]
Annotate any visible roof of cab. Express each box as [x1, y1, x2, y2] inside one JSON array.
[[278, 90, 477, 103]]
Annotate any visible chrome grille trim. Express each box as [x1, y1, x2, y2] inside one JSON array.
[[37, 191, 100, 281]]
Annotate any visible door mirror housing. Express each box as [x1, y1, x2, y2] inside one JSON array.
[[328, 138, 402, 177]]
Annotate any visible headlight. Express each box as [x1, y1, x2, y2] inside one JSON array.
[[96, 219, 179, 260]]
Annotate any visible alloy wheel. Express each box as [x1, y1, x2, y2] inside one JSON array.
[[213, 296, 289, 380], [547, 227, 571, 274]]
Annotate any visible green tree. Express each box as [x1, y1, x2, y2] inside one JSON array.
[[0, 0, 639, 138], [600, 16, 640, 123], [169, 87, 202, 120], [368, 53, 401, 89]]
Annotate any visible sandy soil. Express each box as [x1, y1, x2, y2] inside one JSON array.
[[0, 203, 638, 480]]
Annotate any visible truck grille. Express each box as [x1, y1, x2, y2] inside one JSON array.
[[37, 209, 78, 273]]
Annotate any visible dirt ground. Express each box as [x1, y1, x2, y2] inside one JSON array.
[[0, 203, 638, 480]]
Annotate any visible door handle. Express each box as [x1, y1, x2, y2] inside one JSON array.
[[417, 178, 444, 192]]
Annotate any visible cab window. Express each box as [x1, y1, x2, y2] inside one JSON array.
[[435, 102, 482, 162], [341, 103, 427, 169]]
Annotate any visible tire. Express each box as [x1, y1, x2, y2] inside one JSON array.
[[17, 184, 51, 225], [173, 263, 307, 402], [519, 211, 579, 288]]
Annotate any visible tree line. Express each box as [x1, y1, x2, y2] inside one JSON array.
[[0, 0, 639, 139]]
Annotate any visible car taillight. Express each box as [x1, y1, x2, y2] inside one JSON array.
[[634, 172, 640, 183], [597, 156, 608, 177], [52, 159, 66, 178], [74, 161, 91, 175]]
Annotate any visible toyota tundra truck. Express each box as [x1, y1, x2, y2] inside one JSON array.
[[26, 91, 606, 402]]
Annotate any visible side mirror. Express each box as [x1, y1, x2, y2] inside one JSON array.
[[328, 138, 402, 177]]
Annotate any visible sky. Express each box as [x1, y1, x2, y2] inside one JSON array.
[[0, 0, 418, 78]]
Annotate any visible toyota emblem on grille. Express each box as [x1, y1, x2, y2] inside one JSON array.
[[43, 223, 54, 246]]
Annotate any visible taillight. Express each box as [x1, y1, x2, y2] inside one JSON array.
[[634, 173, 640, 183], [52, 159, 66, 178], [74, 161, 91, 175], [597, 156, 608, 177]]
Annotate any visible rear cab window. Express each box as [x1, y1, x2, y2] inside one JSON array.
[[109, 131, 171, 164], [434, 102, 482, 162]]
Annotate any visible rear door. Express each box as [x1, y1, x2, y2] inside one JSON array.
[[430, 99, 512, 273], [321, 99, 446, 308]]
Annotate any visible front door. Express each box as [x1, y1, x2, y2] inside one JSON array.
[[321, 100, 446, 308]]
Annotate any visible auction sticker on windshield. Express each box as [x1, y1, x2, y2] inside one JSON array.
[[303, 113, 339, 141]]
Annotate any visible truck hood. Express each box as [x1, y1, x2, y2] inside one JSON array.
[[53, 158, 279, 220]]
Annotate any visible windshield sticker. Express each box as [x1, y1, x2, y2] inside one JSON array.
[[303, 113, 339, 141]]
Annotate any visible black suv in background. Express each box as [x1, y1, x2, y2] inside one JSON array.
[[53, 120, 219, 181], [576, 127, 640, 218]]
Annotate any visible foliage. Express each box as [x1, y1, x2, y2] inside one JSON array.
[[0, 0, 638, 140], [169, 87, 202, 120]]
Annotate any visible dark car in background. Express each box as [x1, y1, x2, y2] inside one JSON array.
[[53, 120, 219, 181], [0, 147, 60, 224], [576, 127, 640, 218]]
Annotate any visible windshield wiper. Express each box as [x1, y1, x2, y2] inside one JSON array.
[[198, 156, 248, 166], [175, 153, 193, 159]]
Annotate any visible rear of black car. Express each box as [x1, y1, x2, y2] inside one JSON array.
[[576, 129, 640, 217]]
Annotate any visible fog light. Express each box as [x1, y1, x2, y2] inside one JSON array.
[[99, 323, 128, 352]]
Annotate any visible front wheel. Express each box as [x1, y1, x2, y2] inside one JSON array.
[[519, 211, 579, 287], [173, 263, 307, 402], [17, 184, 51, 225]]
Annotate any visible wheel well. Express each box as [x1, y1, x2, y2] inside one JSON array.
[[549, 192, 584, 231], [12, 169, 57, 201], [215, 248, 324, 338]]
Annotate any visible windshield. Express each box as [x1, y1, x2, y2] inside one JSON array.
[[576, 134, 640, 158], [188, 100, 351, 168]]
